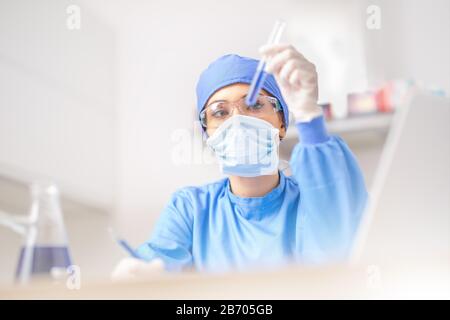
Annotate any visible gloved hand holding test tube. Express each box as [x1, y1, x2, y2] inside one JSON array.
[[245, 19, 286, 107]]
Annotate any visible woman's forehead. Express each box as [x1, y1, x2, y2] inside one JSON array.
[[207, 83, 270, 105]]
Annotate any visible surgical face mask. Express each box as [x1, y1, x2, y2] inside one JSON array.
[[206, 115, 280, 177]]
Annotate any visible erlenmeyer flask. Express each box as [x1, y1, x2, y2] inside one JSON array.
[[15, 183, 72, 283]]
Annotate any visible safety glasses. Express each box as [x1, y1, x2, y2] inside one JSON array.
[[200, 95, 282, 129]]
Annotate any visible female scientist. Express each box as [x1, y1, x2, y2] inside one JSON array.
[[112, 44, 368, 278]]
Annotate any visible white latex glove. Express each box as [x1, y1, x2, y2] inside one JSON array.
[[111, 257, 165, 282], [259, 44, 323, 123]]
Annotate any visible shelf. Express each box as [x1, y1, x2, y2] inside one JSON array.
[[285, 113, 394, 140]]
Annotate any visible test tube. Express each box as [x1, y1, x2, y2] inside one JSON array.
[[245, 19, 286, 107]]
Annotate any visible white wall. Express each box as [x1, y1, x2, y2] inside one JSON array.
[[363, 0, 450, 93], [0, 0, 117, 209]]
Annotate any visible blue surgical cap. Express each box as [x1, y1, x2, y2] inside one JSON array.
[[196, 54, 290, 129]]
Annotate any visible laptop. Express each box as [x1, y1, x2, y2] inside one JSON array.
[[351, 90, 450, 265]]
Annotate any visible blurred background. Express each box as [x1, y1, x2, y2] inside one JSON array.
[[0, 0, 448, 284]]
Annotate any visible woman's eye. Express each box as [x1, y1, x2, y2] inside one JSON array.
[[211, 109, 228, 118], [249, 103, 264, 111]]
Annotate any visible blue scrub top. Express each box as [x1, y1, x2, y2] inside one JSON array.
[[136, 116, 368, 272]]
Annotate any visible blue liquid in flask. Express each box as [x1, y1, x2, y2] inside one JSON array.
[[13, 183, 74, 283], [15, 245, 72, 279]]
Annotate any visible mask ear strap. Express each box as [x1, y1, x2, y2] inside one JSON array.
[[202, 130, 209, 142], [279, 159, 291, 175], [198, 120, 210, 142]]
